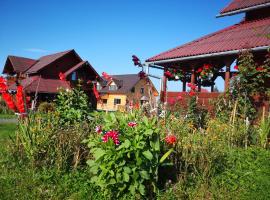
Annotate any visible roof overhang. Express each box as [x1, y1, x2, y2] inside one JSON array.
[[145, 46, 269, 65], [217, 2, 270, 17]]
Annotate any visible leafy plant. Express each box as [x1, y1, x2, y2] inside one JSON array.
[[86, 111, 173, 198]]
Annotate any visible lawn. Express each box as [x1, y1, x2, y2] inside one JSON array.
[[0, 113, 16, 119], [0, 123, 16, 152]]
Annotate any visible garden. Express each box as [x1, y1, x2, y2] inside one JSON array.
[[0, 51, 270, 200]]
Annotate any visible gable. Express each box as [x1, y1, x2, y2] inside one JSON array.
[[2, 56, 36, 74]]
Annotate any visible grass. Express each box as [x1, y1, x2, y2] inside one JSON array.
[[0, 123, 16, 141], [0, 114, 16, 119]]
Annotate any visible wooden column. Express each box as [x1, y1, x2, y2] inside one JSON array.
[[191, 67, 196, 84], [224, 63, 231, 91], [211, 84, 214, 92], [182, 73, 186, 92], [198, 78, 201, 92], [161, 75, 167, 103]]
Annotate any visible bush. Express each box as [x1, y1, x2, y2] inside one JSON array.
[[55, 87, 92, 125], [37, 102, 55, 113], [86, 111, 173, 199]]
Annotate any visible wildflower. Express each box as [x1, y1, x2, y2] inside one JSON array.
[[188, 90, 196, 97], [59, 72, 66, 81], [138, 71, 146, 79], [95, 125, 102, 134], [177, 95, 183, 101], [164, 71, 173, 78], [196, 68, 203, 73], [256, 67, 264, 71], [2, 92, 16, 111], [187, 83, 196, 91], [102, 72, 112, 80], [102, 130, 120, 145], [165, 134, 177, 145], [132, 55, 141, 66], [16, 85, 25, 113], [128, 121, 137, 127], [234, 65, 239, 70]]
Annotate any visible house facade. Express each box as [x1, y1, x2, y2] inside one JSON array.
[[96, 74, 158, 111], [2, 49, 100, 108]]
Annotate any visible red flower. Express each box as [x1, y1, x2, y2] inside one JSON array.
[[0, 76, 7, 93], [95, 125, 102, 134], [177, 95, 183, 101], [165, 134, 177, 145], [59, 72, 66, 81], [256, 67, 264, 71], [128, 121, 137, 127], [132, 55, 141, 66], [164, 71, 173, 78], [102, 72, 112, 81], [187, 83, 196, 91], [16, 85, 25, 113], [189, 90, 196, 97], [234, 65, 239, 70], [203, 64, 211, 70], [102, 130, 120, 145], [197, 68, 203, 73], [2, 92, 16, 111], [138, 71, 146, 79]]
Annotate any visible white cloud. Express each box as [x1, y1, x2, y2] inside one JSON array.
[[24, 48, 48, 53]]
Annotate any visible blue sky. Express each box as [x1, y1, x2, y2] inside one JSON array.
[[0, 0, 243, 91]]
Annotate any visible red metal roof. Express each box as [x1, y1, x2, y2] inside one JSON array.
[[3, 56, 37, 73], [9, 76, 70, 93], [220, 0, 270, 15], [146, 17, 270, 63], [26, 49, 74, 73]]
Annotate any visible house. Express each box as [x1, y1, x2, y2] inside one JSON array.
[[145, 0, 270, 108], [2, 49, 100, 108], [96, 74, 158, 111]]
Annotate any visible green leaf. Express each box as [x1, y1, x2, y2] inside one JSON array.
[[139, 183, 146, 195], [93, 148, 106, 161], [124, 167, 132, 174], [140, 170, 150, 180], [144, 129, 153, 136], [123, 139, 131, 148], [159, 148, 174, 164], [143, 150, 153, 160], [123, 172, 130, 182]]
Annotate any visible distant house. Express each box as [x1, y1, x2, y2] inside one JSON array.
[[97, 74, 158, 111], [2, 49, 100, 108]]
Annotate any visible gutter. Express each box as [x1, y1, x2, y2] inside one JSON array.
[[216, 3, 270, 18], [145, 46, 269, 65]]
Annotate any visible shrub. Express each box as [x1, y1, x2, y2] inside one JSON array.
[[86, 111, 173, 199], [37, 102, 55, 113], [55, 87, 92, 125]]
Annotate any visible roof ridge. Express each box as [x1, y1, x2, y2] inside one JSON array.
[[38, 49, 73, 60], [8, 55, 36, 60]]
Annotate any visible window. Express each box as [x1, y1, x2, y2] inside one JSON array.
[[114, 98, 121, 105], [96, 84, 102, 90], [71, 72, 77, 81], [109, 85, 117, 91], [102, 99, 108, 104], [140, 87, 144, 94], [131, 87, 135, 93]]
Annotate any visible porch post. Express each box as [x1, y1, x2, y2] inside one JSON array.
[[191, 67, 196, 84], [224, 63, 231, 91], [211, 84, 214, 92], [161, 75, 167, 103], [182, 73, 186, 92]]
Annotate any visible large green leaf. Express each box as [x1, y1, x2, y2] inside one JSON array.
[[123, 172, 130, 182], [93, 148, 106, 161], [140, 170, 150, 180], [159, 148, 174, 164], [143, 150, 153, 160]]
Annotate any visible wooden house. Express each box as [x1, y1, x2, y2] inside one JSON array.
[[145, 0, 270, 109], [2, 49, 100, 108], [96, 74, 158, 111]]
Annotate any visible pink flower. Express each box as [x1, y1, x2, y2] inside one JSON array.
[[189, 91, 196, 97], [95, 125, 102, 134], [128, 121, 137, 127], [165, 134, 177, 145], [203, 64, 211, 70], [196, 68, 203, 73], [102, 130, 120, 145], [138, 71, 146, 79], [234, 65, 239, 70], [177, 95, 183, 101]]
